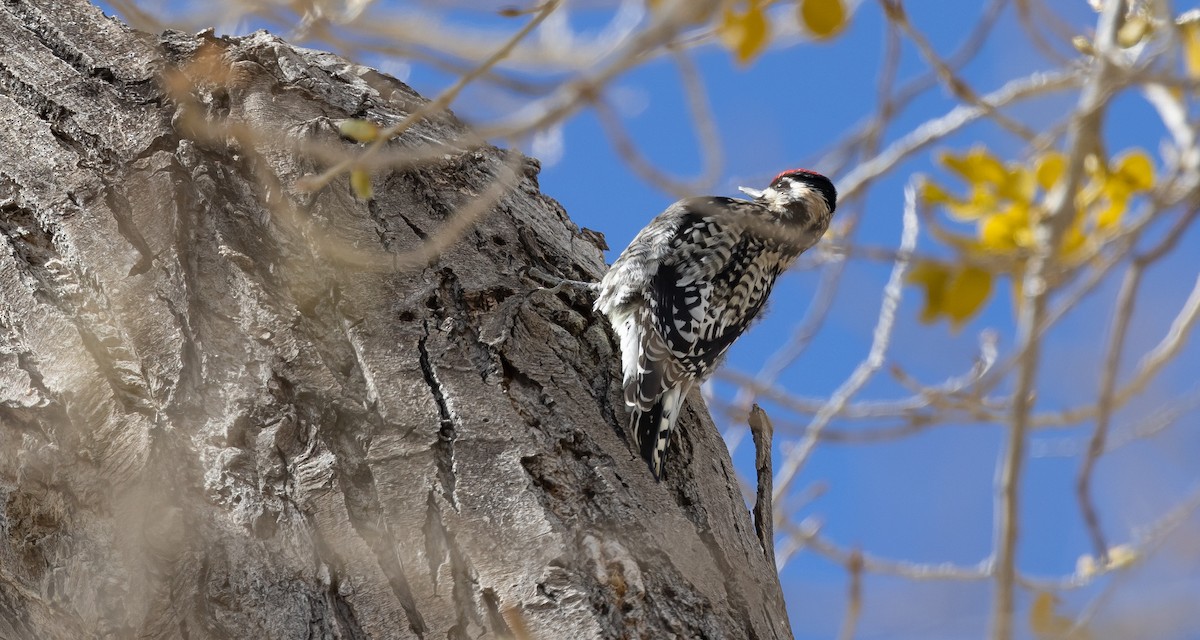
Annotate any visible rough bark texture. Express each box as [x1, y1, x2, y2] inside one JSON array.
[[0, 1, 792, 638]]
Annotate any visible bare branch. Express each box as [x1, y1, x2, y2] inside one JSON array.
[[785, 519, 992, 582], [593, 46, 722, 198], [991, 3, 1128, 638], [772, 181, 920, 519], [884, 0, 1037, 141], [839, 70, 1082, 202]]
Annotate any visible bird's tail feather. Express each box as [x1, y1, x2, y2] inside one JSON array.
[[631, 383, 686, 480]]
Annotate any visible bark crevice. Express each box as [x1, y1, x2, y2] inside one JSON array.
[[418, 319, 459, 508]]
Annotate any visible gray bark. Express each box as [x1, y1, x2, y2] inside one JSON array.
[[0, 1, 792, 638]]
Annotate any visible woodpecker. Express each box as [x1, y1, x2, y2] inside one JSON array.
[[595, 169, 837, 479]]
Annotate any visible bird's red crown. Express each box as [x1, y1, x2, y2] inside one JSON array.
[[772, 168, 824, 183]]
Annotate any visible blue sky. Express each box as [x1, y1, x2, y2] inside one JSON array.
[[105, 1, 1200, 637]]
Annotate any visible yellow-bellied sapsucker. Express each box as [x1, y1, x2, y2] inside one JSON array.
[[595, 169, 837, 479]]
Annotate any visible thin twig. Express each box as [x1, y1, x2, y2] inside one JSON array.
[[772, 182, 920, 511], [839, 70, 1081, 202], [823, 0, 1008, 179], [748, 405, 776, 566], [301, 0, 560, 192], [884, 0, 1037, 141], [1120, 273, 1200, 398], [593, 46, 722, 198], [837, 550, 864, 640], [717, 327, 999, 426], [784, 518, 992, 581], [1076, 262, 1142, 564]]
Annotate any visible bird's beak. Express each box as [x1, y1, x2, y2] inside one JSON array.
[[738, 186, 766, 198]]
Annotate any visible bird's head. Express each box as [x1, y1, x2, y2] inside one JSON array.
[[738, 169, 838, 219]]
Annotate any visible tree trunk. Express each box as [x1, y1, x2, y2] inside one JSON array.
[[0, 1, 792, 638]]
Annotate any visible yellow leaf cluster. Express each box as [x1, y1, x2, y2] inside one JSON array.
[[915, 146, 1156, 326], [1078, 150, 1155, 235], [925, 146, 1154, 259]]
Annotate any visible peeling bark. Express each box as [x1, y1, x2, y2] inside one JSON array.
[[0, 1, 793, 638]]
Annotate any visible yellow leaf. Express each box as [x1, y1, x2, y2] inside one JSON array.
[[980, 211, 1018, 252], [942, 147, 1007, 188], [718, 2, 770, 65], [350, 168, 373, 200], [1113, 149, 1155, 191], [799, 0, 847, 39], [1035, 152, 1066, 191], [338, 118, 379, 143], [1084, 150, 1154, 231], [1060, 221, 1088, 258], [946, 185, 997, 221], [1095, 196, 1126, 230], [973, 152, 1008, 187], [1013, 225, 1035, 248], [1029, 591, 1091, 640], [1030, 592, 1067, 638], [906, 262, 992, 327], [997, 165, 1036, 203], [978, 204, 1031, 252], [920, 180, 956, 206], [1184, 19, 1200, 79], [906, 261, 950, 324], [943, 265, 992, 328], [939, 151, 970, 178]]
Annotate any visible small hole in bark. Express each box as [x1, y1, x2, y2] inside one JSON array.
[[398, 310, 416, 322], [492, 235, 507, 246]]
